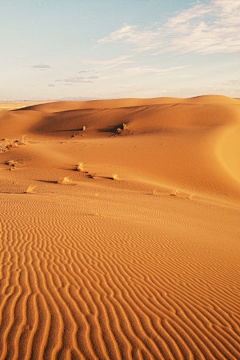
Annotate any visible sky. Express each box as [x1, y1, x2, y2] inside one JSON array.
[[1, 0, 240, 100]]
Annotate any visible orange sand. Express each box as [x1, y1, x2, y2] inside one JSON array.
[[0, 95, 240, 359]]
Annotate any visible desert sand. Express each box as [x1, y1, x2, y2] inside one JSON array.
[[0, 95, 240, 359]]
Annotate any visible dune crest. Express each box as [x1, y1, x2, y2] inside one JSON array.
[[1, 95, 240, 199], [0, 96, 240, 359]]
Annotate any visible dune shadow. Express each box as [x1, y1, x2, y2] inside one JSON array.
[[86, 173, 96, 179], [0, 191, 17, 194], [12, 105, 34, 112], [49, 129, 83, 133], [36, 180, 58, 184], [98, 124, 123, 133], [97, 175, 115, 180]]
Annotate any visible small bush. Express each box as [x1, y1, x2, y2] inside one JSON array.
[[19, 135, 28, 145], [170, 190, 180, 197], [6, 160, 18, 167], [76, 162, 84, 172], [58, 177, 71, 184], [116, 123, 127, 134], [25, 185, 36, 194]]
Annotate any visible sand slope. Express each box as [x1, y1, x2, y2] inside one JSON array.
[[0, 96, 240, 359]]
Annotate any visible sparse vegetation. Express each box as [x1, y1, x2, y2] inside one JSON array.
[[116, 123, 128, 134], [0, 135, 28, 153], [24, 185, 36, 194], [0, 140, 18, 153], [58, 177, 71, 184], [76, 162, 84, 172], [170, 190, 180, 196], [6, 160, 18, 167], [19, 135, 28, 145]]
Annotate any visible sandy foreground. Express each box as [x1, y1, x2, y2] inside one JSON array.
[[0, 95, 240, 360]]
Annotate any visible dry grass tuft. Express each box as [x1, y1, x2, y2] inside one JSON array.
[[0, 140, 18, 153], [58, 176, 71, 184], [112, 174, 118, 180], [170, 190, 180, 197], [19, 135, 28, 145], [76, 162, 84, 172], [0, 135, 28, 153], [6, 160, 18, 167], [25, 185, 36, 194], [116, 123, 128, 134]]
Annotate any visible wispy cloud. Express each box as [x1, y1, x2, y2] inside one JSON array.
[[98, 0, 240, 55], [95, 64, 191, 81], [121, 65, 191, 77], [88, 75, 99, 80], [223, 79, 240, 85], [98, 25, 159, 49], [64, 77, 92, 83], [78, 70, 97, 74], [84, 55, 134, 70], [56, 75, 99, 84], [30, 63, 52, 69]]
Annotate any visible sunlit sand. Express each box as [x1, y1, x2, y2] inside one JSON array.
[[0, 95, 240, 359]]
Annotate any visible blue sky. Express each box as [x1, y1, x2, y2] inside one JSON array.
[[1, 0, 240, 100]]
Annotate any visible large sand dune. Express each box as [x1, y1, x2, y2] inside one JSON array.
[[0, 96, 240, 359]]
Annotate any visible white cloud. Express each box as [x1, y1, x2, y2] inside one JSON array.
[[98, 0, 240, 55], [98, 25, 136, 44], [165, 4, 211, 29], [98, 25, 159, 50]]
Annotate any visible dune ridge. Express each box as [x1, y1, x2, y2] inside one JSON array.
[[0, 96, 240, 359]]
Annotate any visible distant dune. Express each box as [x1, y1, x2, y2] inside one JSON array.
[[0, 100, 48, 111], [0, 96, 240, 359]]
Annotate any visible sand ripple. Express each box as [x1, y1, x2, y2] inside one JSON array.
[[0, 194, 239, 360]]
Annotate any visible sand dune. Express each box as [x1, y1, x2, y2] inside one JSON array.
[[0, 96, 240, 359]]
